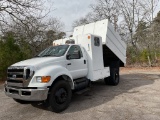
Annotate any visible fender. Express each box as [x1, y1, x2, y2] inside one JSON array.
[[28, 65, 74, 89]]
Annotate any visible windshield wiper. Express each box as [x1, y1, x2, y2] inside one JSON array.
[[42, 54, 53, 57], [34, 55, 40, 57]]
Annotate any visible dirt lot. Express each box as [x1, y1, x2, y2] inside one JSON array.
[[0, 68, 160, 120]]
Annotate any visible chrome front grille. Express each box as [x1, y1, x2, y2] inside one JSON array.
[[7, 66, 33, 87], [8, 74, 23, 79], [8, 67, 24, 78], [8, 68, 24, 73], [7, 67, 24, 87]]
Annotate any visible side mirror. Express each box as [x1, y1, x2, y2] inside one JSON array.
[[66, 54, 71, 60]]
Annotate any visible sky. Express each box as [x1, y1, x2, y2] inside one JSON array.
[[49, 0, 160, 36], [50, 0, 96, 35]]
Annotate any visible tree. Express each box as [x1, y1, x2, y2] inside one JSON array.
[[90, 0, 119, 24], [117, 0, 159, 45], [152, 11, 160, 50], [73, 0, 119, 28], [0, 31, 30, 79], [6, 17, 65, 56], [72, 12, 96, 27], [73, 0, 159, 45], [0, 1, 66, 80], [0, 0, 45, 25], [134, 20, 148, 48], [72, 0, 160, 66]]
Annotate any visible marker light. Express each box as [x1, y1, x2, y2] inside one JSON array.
[[88, 36, 91, 39]]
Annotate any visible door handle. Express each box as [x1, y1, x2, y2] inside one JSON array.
[[67, 63, 71, 65], [84, 60, 86, 64]]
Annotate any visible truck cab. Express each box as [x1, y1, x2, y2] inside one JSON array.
[[5, 19, 126, 113]]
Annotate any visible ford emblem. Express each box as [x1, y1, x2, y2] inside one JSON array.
[[13, 75, 16, 78]]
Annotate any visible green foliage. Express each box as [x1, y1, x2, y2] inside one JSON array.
[[127, 46, 137, 64], [139, 49, 149, 62], [154, 11, 160, 23], [0, 32, 31, 80], [0, 28, 65, 80], [134, 20, 148, 45], [127, 46, 160, 66]]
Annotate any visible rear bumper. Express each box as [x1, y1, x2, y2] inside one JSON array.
[[5, 85, 49, 101]]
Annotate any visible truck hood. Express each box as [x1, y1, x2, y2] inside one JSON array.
[[11, 57, 64, 67]]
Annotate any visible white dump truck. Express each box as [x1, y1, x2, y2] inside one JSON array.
[[5, 19, 126, 113]]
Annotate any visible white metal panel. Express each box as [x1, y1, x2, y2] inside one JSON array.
[[77, 34, 104, 71], [102, 67, 110, 78], [106, 30, 126, 53], [76, 34, 94, 80], [94, 19, 126, 64], [106, 28, 126, 56], [107, 37, 126, 63], [76, 34, 106, 81], [66, 59, 88, 79], [83, 23, 95, 34], [107, 21, 126, 49], [53, 37, 76, 45], [53, 39, 63, 45], [90, 35, 104, 70], [73, 26, 84, 36], [93, 70, 103, 81], [73, 19, 126, 64], [92, 68, 110, 81], [94, 19, 108, 42]]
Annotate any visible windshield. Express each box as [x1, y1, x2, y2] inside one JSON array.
[[36, 45, 69, 57]]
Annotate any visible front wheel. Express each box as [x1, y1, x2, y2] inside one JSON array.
[[48, 80, 72, 113]]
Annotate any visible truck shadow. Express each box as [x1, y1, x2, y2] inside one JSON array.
[[32, 73, 158, 113]]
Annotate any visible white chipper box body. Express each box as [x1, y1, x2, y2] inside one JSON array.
[[73, 19, 126, 64], [5, 19, 126, 113]]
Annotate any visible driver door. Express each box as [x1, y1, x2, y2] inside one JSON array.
[[66, 45, 88, 79]]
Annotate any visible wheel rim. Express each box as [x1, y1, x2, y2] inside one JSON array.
[[55, 88, 68, 104]]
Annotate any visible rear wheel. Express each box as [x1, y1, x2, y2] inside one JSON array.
[[48, 80, 72, 113], [104, 61, 120, 86]]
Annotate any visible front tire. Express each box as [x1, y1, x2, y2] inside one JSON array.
[[49, 80, 72, 113]]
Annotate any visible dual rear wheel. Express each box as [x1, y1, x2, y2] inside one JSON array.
[[104, 61, 120, 86]]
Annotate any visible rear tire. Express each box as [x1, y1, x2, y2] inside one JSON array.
[[104, 61, 120, 86], [48, 80, 72, 113]]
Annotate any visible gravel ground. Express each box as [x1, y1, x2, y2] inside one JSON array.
[[0, 69, 160, 120]]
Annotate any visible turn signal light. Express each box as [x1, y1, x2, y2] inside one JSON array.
[[41, 76, 51, 83]]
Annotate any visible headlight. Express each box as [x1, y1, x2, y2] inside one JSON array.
[[36, 77, 42, 82], [36, 76, 51, 83]]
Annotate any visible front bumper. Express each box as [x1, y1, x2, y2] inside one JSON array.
[[5, 85, 49, 101]]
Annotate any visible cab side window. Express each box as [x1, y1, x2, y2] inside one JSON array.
[[67, 45, 83, 59], [94, 37, 100, 46]]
